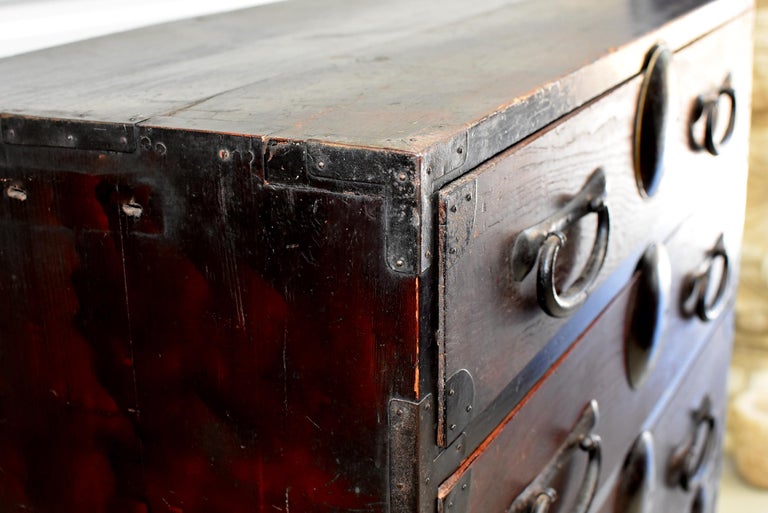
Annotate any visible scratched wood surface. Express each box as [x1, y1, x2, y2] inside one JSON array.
[[437, 271, 735, 513], [0, 0, 751, 166], [0, 129, 419, 512], [594, 317, 732, 513], [0, 1, 755, 513], [437, 11, 753, 435]]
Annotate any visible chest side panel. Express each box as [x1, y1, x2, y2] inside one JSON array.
[[0, 130, 419, 513]]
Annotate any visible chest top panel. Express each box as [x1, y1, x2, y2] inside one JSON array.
[[0, 0, 749, 158]]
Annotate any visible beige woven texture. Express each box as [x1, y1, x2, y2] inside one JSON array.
[[730, 0, 768, 489]]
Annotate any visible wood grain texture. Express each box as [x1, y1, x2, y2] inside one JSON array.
[[595, 316, 733, 513], [0, 0, 751, 169], [437, 12, 753, 434], [0, 129, 420, 513], [436, 256, 736, 513], [0, 2, 754, 513]]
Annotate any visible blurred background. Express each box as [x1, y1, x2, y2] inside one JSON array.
[[720, 0, 768, 509], [0, 0, 766, 509], [0, 0, 283, 58]]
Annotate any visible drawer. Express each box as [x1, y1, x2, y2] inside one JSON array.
[[433, 213, 740, 513], [623, 178, 746, 391], [601, 315, 732, 513], [435, 12, 751, 444], [668, 11, 753, 203]]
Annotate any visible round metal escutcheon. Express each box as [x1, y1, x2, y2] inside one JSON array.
[[634, 44, 672, 198], [625, 243, 671, 389], [616, 431, 656, 513]]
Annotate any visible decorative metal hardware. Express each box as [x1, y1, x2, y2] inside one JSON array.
[[682, 234, 730, 322], [1, 115, 136, 153], [305, 141, 422, 274], [437, 470, 472, 513], [389, 395, 471, 513], [440, 177, 478, 271], [616, 431, 656, 513], [510, 168, 610, 318], [634, 43, 672, 198], [668, 396, 717, 491], [508, 400, 602, 513], [444, 369, 476, 447], [689, 75, 736, 156], [626, 243, 671, 388]]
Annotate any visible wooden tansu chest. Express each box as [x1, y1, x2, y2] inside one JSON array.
[[0, 0, 754, 512]]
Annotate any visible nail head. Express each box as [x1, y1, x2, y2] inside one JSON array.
[[122, 201, 143, 219], [5, 185, 27, 202]]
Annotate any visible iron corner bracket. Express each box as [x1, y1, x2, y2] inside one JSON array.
[[389, 394, 472, 513]]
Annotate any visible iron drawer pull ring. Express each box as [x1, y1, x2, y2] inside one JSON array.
[[690, 76, 736, 156], [511, 168, 610, 318], [705, 86, 736, 155], [530, 435, 602, 513], [508, 401, 601, 513], [668, 397, 717, 491], [684, 234, 730, 322]]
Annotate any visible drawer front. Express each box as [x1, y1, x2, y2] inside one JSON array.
[[433, 210, 740, 513], [669, 11, 753, 202], [436, 12, 751, 443], [621, 154, 747, 394], [601, 316, 732, 513]]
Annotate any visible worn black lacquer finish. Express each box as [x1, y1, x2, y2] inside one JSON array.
[[0, 0, 752, 512]]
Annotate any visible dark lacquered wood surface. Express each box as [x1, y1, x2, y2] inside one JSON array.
[[436, 11, 753, 438], [438, 74, 657, 431], [436, 250, 736, 513], [0, 130, 420, 512], [595, 316, 733, 513], [0, 0, 750, 171], [0, 1, 754, 513]]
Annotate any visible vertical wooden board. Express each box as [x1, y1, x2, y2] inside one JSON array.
[[0, 147, 420, 512], [0, 170, 145, 512], [96, 137, 421, 513]]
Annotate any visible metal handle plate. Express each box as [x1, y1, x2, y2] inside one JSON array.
[[511, 168, 610, 318]]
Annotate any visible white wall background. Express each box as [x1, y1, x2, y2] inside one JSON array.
[[0, 0, 284, 58]]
